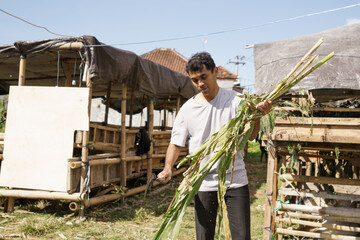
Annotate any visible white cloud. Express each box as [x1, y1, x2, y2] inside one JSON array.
[[346, 18, 360, 25]]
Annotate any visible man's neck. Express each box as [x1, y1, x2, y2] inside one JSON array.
[[195, 87, 220, 103]]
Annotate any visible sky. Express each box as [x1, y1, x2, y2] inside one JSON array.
[[1, 0, 360, 93]]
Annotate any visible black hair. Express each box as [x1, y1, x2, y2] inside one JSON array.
[[186, 52, 216, 74]]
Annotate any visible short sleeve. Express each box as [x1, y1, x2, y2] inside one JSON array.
[[170, 109, 188, 147]]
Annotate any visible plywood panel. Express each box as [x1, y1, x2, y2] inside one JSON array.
[[0, 86, 89, 192]]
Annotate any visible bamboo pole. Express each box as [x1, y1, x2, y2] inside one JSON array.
[[280, 188, 360, 202], [55, 42, 83, 50], [129, 88, 135, 128], [176, 95, 181, 115], [278, 217, 360, 232], [270, 150, 278, 235], [147, 97, 154, 181], [65, 62, 72, 87], [354, 166, 359, 179], [0, 189, 81, 201], [6, 53, 28, 212], [277, 228, 360, 240], [79, 66, 92, 217], [70, 158, 121, 169], [278, 155, 287, 240], [263, 142, 276, 240], [163, 98, 167, 129], [85, 167, 187, 208], [120, 82, 127, 187], [281, 203, 360, 218], [104, 81, 112, 125], [18, 54, 26, 86], [278, 211, 360, 224], [68, 153, 120, 161], [69, 202, 80, 211], [281, 174, 360, 186]]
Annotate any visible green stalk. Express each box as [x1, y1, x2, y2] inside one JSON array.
[[152, 38, 334, 240]]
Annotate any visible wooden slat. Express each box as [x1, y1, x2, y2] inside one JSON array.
[[272, 125, 360, 144], [275, 117, 360, 126], [277, 228, 360, 240], [280, 188, 360, 202], [277, 217, 360, 232], [281, 203, 360, 218], [281, 174, 360, 186], [277, 211, 360, 224]]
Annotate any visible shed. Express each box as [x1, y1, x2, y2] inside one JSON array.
[[253, 23, 360, 240], [0, 36, 198, 214]]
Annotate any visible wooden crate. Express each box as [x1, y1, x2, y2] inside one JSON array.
[[263, 116, 360, 240]]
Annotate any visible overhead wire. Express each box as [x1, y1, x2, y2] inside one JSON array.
[[1, 3, 360, 46], [85, 3, 360, 47], [0, 8, 74, 38]]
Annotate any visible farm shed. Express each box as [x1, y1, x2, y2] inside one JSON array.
[[254, 23, 360, 240], [0, 36, 198, 214]]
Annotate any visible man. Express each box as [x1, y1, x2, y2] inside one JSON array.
[[157, 52, 271, 240]]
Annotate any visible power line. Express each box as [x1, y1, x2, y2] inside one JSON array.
[[105, 3, 360, 46], [0, 8, 74, 38], [1, 3, 360, 45]]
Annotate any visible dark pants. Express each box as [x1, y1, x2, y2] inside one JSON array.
[[194, 185, 250, 240]]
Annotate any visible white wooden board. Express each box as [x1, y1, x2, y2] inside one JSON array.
[[0, 86, 89, 192]]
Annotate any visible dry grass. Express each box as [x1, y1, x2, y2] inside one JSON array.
[[0, 141, 267, 239]]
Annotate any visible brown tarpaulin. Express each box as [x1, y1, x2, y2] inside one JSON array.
[[0, 36, 197, 113]]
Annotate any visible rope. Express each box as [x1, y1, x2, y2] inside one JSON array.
[[275, 196, 289, 212], [80, 161, 91, 201]]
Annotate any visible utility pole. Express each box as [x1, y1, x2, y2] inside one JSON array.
[[228, 55, 245, 83]]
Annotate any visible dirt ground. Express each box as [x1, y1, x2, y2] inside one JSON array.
[[0, 141, 267, 239]]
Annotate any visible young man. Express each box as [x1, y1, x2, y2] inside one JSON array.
[[157, 52, 271, 240]]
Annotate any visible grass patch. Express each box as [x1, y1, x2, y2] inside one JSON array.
[[0, 142, 267, 239]]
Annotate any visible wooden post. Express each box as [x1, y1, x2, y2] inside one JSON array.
[[104, 81, 112, 125], [120, 83, 127, 187], [163, 98, 167, 129], [79, 67, 92, 217], [353, 166, 359, 179], [18, 54, 26, 86], [270, 151, 278, 234], [65, 62, 72, 87], [263, 141, 276, 240], [5, 53, 27, 212], [176, 95, 181, 115], [129, 88, 134, 128], [277, 154, 287, 240], [147, 97, 154, 181]]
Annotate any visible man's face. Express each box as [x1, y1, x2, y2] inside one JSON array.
[[189, 65, 218, 99]]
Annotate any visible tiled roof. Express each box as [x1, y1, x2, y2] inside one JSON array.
[[141, 48, 188, 75], [141, 48, 237, 81], [217, 66, 238, 80]]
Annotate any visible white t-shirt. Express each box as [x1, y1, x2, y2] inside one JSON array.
[[170, 87, 248, 192]]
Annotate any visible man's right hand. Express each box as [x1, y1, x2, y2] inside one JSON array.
[[157, 166, 172, 184]]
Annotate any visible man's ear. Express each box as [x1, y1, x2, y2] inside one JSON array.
[[214, 67, 219, 76]]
